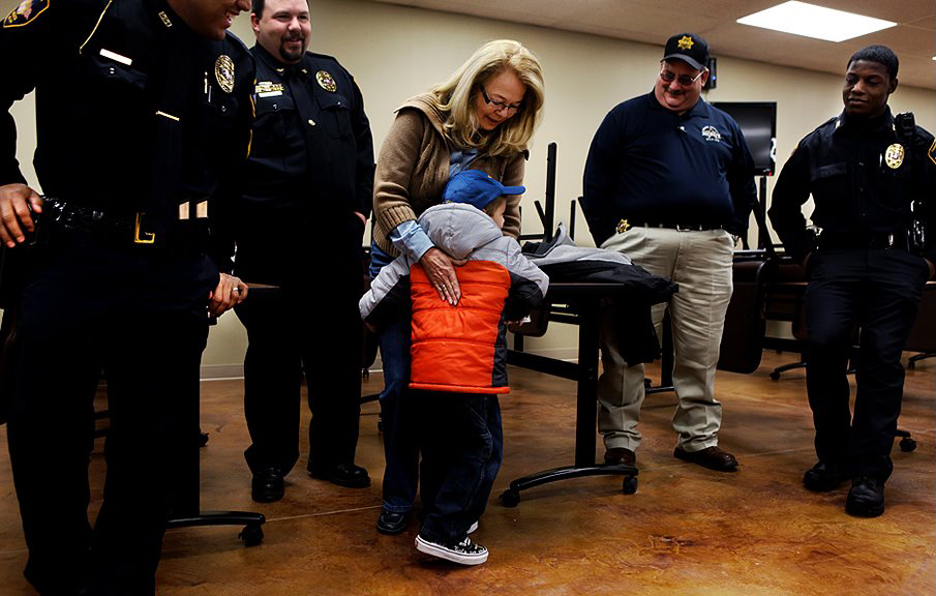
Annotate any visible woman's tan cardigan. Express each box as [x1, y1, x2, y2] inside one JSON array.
[[372, 93, 527, 257]]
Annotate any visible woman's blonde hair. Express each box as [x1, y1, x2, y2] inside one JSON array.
[[429, 39, 545, 157]]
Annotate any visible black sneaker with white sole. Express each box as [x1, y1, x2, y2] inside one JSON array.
[[415, 534, 488, 565]]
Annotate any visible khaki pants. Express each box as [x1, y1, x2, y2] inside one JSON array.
[[598, 226, 734, 452]]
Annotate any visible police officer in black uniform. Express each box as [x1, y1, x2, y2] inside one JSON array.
[[770, 45, 936, 518], [213, 0, 374, 503], [0, 0, 253, 593]]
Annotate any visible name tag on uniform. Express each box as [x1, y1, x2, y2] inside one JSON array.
[[256, 81, 284, 97], [100, 48, 133, 66]]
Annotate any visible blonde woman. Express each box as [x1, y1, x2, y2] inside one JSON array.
[[369, 40, 544, 545]]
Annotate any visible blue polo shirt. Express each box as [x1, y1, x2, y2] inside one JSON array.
[[582, 91, 757, 246]]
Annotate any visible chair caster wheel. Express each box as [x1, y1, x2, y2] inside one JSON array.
[[899, 438, 917, 452], [622, 476, 638, 495], [500, 489, 520, 508], [239, 523, 264, 547]]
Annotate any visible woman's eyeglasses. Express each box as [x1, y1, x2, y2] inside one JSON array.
[[480, 86, 522, 115]]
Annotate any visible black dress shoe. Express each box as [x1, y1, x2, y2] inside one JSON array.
[[308, 462, 371, 488], [604, 447, 636, 467], [846, 476, 885, 517], [674, 446, 738, 471], [803, 461, 849, 492], [251, 470, 285, 503], [376, 509, 411, 535]]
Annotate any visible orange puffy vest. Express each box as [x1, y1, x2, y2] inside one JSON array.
[[408, 260, 511, 394]]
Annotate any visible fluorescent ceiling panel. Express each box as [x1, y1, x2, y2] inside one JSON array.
[[737, 1, 896, 43]]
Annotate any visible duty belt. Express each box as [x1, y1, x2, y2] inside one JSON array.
[[817, 230, 911, 251], [38, 197, 145, 241], [616, 218, 722, 234]]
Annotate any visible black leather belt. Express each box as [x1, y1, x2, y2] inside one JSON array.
[[38, 197, 206, 251], [630, 221, 722, 232], [818, 230, 910, 251], [40, 196, 138, 241]]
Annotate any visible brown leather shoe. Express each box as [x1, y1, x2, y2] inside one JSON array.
[[604, 447, 636, 467], [674, 446, 738, 471]]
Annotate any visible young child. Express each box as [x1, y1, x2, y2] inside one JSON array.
[[360, 170, 548, 565]]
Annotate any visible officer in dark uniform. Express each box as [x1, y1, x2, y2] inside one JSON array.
[[213, 0, 375, 503], [770, 45, 936, 518], [0, 0, 253, 593]]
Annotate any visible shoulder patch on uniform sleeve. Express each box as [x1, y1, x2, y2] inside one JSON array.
[[928, 139, 936, 166], [3, 0, 49, 28]]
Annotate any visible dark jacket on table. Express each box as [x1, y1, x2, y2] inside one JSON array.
[[521, 223, 678, 364], [769, 108, 936, 264]]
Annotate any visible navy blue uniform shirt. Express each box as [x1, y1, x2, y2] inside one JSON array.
[[209, 44, 375, 277], [582, 91, 757, 246], [769, 109, 936, 263], [0, 0, 255, 244]]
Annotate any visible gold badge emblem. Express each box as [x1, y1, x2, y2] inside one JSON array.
[[316, 70, 337, 93], [616, 219, 631, 234], [884, 143, 905, 169], [214, 55, 235, 94], [677, 35, 694, 50], [3, 0, 49, 28]]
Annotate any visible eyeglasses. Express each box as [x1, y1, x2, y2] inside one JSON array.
[[480, 86, 522, 115], [659, 67, 706, 87]]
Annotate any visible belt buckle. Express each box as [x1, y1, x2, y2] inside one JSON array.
[[134, 212, 156, 245]]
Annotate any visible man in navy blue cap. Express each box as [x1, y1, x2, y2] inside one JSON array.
[[582, 33, 757, 474]]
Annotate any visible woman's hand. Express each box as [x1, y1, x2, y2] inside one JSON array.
[[208, 273, 248, 317], [420, 247, 465, 306]]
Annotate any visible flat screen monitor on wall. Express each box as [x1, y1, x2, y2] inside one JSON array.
[[712, 101, 777, 176]]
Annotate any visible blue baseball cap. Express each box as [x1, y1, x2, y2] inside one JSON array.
[[442, 169, 525, 211]]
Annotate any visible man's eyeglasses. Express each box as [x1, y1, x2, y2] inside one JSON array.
[[480, 86, 522, 115], [659, 68, 706, 87]]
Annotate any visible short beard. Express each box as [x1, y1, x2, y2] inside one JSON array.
[[279, 36, 306, 63]]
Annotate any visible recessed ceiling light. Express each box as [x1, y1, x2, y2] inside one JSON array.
[[737, 1, 896, 43]]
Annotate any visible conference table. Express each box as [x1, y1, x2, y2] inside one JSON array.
[[503, 281, 640, 507]]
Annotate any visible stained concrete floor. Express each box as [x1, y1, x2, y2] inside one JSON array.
[[1, 350, 933, 595]]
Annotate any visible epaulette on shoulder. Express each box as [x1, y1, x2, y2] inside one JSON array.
[[819, 116, 838, 131], [306, 51, 348, 74], [803, 116, 839, 143], [307, 50, 339, 64], [223, 30, 250, 57]]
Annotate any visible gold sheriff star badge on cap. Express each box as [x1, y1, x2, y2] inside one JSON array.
[[677, 35, 694, 50]]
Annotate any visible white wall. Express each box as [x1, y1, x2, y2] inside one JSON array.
[[6, 0, 935, 372]]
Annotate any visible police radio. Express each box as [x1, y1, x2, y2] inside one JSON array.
[[895, 112, 926, 252]]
